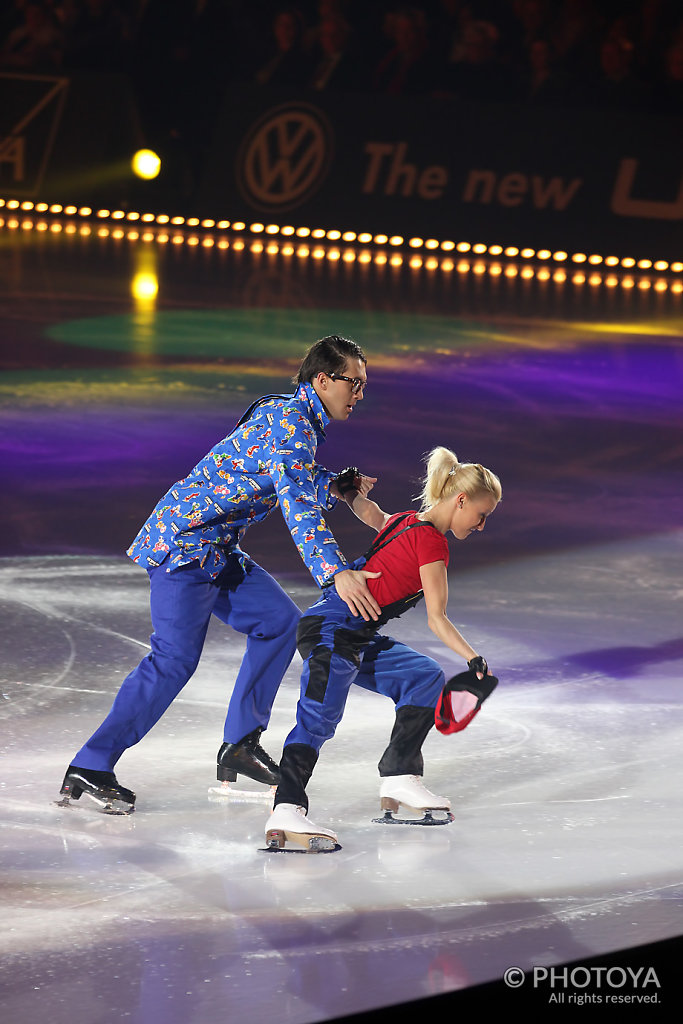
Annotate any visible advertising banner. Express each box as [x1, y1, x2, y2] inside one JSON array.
[[202, 86, 683, 259], [2, 71, 680, 261]]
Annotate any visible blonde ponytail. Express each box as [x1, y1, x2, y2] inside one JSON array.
[[417, 447, 502, 511]]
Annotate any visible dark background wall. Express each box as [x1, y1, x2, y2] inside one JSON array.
[[1, 1, 681, 258]]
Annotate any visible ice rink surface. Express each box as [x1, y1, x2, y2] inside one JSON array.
[[2, 532, 681, 1022], [1, 228, 682, 1019]]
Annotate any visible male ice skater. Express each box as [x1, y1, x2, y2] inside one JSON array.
[[59, 335, 380, 812]]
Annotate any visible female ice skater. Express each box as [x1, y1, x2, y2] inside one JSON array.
[[265, 447, 502, 851]]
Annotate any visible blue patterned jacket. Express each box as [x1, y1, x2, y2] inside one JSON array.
[[126, 383, 347, 586]]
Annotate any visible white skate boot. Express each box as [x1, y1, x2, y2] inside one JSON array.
[[264, 803, 340, 852], [375, 775, 454, 826]]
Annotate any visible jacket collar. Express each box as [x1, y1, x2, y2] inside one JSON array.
[[296, 382, 329, 439]]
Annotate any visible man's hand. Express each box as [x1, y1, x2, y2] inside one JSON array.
[[333, 568, 382, 621], [331, 468, 377, 501]]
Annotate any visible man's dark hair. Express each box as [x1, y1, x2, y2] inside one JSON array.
[[294, 335, 366, 385]]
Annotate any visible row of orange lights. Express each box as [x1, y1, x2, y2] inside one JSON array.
[[2, 215, 681, 292], [1, 197, 681, 277]]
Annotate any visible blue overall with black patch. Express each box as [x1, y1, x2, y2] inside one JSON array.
[[285, 517, 446, 755]]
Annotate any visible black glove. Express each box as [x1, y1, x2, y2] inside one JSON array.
[[467, 655, 488, 677], [335, 466, 361, 497]]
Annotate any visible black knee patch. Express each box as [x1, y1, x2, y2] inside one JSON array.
[[305, 645, 333, 703], [298, 615, 375, 702], [333, 623, 377, 667], [297, 615, 324, 660]]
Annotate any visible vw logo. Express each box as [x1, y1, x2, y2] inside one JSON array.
[[236, 103, 334, 212]]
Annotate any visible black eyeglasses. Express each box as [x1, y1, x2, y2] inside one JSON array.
[[328, 373, 367, 395]]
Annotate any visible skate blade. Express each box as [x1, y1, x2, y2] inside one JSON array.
[[372, 809, 454, 826], [208, 782, 275, 803], [260, 839, 342, 854], [55, 794, 134, 816], [262, 829, 340, 853]]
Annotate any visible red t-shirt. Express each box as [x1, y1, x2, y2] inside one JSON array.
[[365, 512, 449, 608]]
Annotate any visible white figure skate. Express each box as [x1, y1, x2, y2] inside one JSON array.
[[264, 803, 340, 853], [374, 775, 454, 826]]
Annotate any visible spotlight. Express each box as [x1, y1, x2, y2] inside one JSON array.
[[132, 271, 158, 300], [131, 149, 161, 180]]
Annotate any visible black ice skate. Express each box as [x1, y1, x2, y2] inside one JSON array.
[[373, 775, 454, 826], [57, 765, 136, 815], [210, 728, 279, 802]]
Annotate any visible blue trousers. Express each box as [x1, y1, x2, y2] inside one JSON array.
[[285, 589, 445, 753], [72, 555, 300, 771]]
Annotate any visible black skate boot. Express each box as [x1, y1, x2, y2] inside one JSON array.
[[217, 727, 280, 786], [58, 765, 136, 814]]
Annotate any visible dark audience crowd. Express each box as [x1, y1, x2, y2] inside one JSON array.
[[1, 1, 681, 140]]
